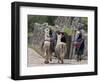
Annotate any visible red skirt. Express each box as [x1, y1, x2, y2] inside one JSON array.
[[74, 42, 81, 48]]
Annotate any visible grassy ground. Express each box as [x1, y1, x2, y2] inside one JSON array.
[[64, 27, 75, 35]]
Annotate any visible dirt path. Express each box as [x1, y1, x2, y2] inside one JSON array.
[[27, 48, 45, 67], [27, 48, 87, 67]]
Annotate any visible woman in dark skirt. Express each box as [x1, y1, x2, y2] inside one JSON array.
[[75, 31, 85, 61]]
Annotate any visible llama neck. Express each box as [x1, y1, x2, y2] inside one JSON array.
[[45, 34, 50, 40], [57, 36, 61, 45], [57, 38, 61, 43]]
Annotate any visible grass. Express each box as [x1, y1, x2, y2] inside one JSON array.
[[28, 32, 33, 37], [64, 27, 75, 35]]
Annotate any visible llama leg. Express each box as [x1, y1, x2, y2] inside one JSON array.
[[44, 51, 46, 57], [44, 50, 49, 64], [61, 60, 64, 64], [57, 55, 60, 63], [58, 59, 60, 63], [43, 45, 46, 57], [61, 56, 64, 64], [56, 50, 60, 64]]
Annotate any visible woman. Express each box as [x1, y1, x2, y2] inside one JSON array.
[[49, 27, 57, 53], [74, 30, 85, 61]]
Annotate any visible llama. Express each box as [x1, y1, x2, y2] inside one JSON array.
[[55, 32, 67, 64], [42, 28, 52, 64]]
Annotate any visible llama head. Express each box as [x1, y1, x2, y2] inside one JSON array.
[[57, 32, 62, 42]]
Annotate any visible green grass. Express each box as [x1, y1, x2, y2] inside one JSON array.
[[64, 27, 75, 35], [28, 32, 33, 37]]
